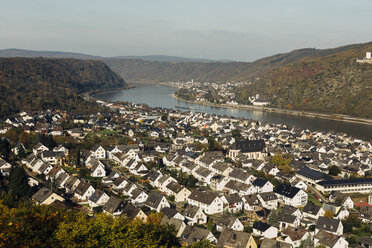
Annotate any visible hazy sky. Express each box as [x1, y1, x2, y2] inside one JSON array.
[[1, 0, 372, 61]]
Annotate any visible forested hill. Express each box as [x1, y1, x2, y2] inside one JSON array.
[[235, 42, 372, 118], [0, 57, 127, 118]]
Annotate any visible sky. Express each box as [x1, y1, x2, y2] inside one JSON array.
[[1, 0, 372, 61]]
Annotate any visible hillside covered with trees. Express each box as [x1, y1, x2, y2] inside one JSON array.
[[235, 42, 372, 118], [0, 58, 127, 118]]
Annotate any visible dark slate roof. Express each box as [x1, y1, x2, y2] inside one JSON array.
[[297, 166, 332, 181], [89, 190, 105, 203], [302, 202, 322, 215], [161, 207, 179, 218], [315, 216, 341, 233], [252, 178, 268, 187], [145, 191, 165, 209], [166, 181, 184, 194], [232, 140, 266, 153], [122, 204, 141, 220], [253, 221, 272, 232], [274, 184, 301, 199], [183, 205, 201, 218], [103, 196, 125, 214], [318, 178, 372, 186]]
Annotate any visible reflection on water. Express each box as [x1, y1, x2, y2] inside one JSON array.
[[96, 85, 372, 141]]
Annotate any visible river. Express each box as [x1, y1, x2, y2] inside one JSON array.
[[95, 84, 372, 141]]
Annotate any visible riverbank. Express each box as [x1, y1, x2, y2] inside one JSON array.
[[162, 83, 372, 126]]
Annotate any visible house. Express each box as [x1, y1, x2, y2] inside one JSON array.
[[281, 204, 302, 219], [211, 175, 230, 191], [161, 207, 185, 221], [183, 205, 207, 225], [315, 216, 343, 236], [314, 230, 348, 248], [215, 216, 244, 232], [228, 140, 266, 160], [145, 191, 170, 212], [122, 204, 147, 221], [188, 190, 223, 215], [278, 213, 300, 231], [252, 221, 278, 239], [0, 158, 12, 177], [113, 177, 129, 190], [260, 238, 291, 248], [88, 190, 110, 208], [328, 191, 354, 209], [130, 189, 148, 204], [274, 184, 307, 207], [217, 229, 257, 248], [41, 151, 65, 165], [302, 202, 325, 220], [221, 193, 244, 213], [257, 192, 278, 210], [252, 178, 273, 193], [32, 187, 64, 205], [90, 159, 106, 177], [322, 202, 349, 220], [165, 181, 191, 202], [242, 194, 261, 211], [33, 143, 49, 155], [92, 145, 106, 159], [160, 216, 187, 238], [64, 176, 81, 192], [281, 227, 309, 248], [180, 225, 217, 246], [103, 196, 126, 216], [74, 181, 95, 202]]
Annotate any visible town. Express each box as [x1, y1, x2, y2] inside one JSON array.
[[0, 99, 371, 248], [170, 80, 270, 107]]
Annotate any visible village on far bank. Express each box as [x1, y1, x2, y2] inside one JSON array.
[[0, 99, 371, 248]]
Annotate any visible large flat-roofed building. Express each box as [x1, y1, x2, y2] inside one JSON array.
[[316, 178, 372, 194], [296, 166, 333, 186]]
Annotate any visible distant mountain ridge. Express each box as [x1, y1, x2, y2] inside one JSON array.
[[0, 49, 229, 63]]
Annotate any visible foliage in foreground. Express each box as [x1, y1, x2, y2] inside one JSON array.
[[0, 201, 189, 248]]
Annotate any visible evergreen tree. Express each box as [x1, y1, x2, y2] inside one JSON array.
[[6, 165, 33, 205]]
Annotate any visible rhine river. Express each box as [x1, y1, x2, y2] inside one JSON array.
[[96, 84, 372, 141]]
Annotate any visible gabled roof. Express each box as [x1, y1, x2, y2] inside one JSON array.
[[103, 196, 124, 214], [252, 221, 272, 232], [145, 191, 165, 209], [217, 229, 253, 248], [274, 184, 301, 199], [181, 225, 213, 244], [303, 202, 322, 215], [183, 205, 202, 218], [32, 187, 53, 203], [315, 216, 341, 233], [231, 140, 266, 153], [282, 226, 308, 242], [188, 190, 219, 205], [122, 204, 142, 220], [314, 230, 342, 247], [252, 178, 269, 187], [89, 190, 105, 203]]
